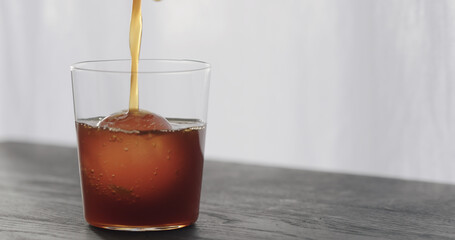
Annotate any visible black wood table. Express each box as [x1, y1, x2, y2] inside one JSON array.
[[0, 142, 454, 239]]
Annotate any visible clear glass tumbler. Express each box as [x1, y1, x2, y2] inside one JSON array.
[[71, 59, 210, 231]]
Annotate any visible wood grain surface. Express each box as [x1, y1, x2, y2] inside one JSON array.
[[0, 142, 454, 239]]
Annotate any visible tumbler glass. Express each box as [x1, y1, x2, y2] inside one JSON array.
[[71, 59, 210, 231]]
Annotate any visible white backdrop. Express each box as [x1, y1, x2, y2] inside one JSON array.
[[1, 0, 455, 184]]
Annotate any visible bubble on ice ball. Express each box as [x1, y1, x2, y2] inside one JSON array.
[[98, 110, 172, 131]]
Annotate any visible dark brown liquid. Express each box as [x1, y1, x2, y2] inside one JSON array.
[[77, 119, 205, 228], [76, 0, 205, 229]]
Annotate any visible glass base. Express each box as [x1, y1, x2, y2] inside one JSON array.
[[90, 223, 190, 231]]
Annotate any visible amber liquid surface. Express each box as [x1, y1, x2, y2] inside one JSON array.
[[77, 118, 205, 228]]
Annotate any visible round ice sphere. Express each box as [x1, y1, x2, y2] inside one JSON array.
[[98, 110, 172, 131]]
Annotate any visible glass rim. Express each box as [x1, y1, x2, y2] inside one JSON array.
[[70, 59, 210, 74]]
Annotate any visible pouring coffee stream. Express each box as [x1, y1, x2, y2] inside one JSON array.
[[100, 0, 171, 131]]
